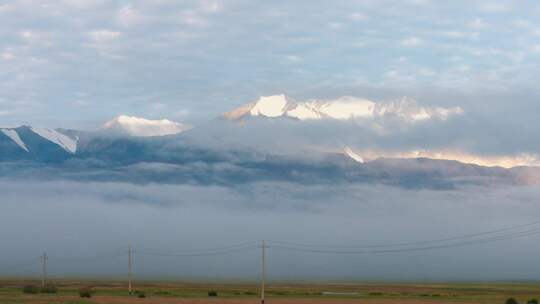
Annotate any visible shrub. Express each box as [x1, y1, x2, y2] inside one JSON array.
[[208, 290, 218, 297], [79, 287, 92, 298], [528, 299, 538, 304], [22, 285, 39, 294], [40, 285, 58, 294], [506, 298, 519, 304], [134, 291, 146, 298]]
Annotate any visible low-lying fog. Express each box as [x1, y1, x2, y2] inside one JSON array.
[[1, 180, 540, 281]]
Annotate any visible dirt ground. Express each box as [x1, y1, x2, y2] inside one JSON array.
[[0, 295, 484, 304], [1, 280, 536, 304]]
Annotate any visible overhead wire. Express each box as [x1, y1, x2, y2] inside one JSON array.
[[271, 227, 540, 254], [270, 220, 540, 249]]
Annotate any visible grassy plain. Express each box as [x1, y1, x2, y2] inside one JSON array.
[[0, 279, 539, 304]]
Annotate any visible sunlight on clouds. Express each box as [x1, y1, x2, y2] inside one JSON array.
[[1, 51, 15, 61], [89, 30, 122, 43], [200, 0, 223, 13], [400, 37, 423, 47], [118, 4, 142, 27], [344, 148, 540, 168], [479, 2, 511, 13]]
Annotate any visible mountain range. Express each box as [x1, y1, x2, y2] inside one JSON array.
[[1, 95, 538, 189]]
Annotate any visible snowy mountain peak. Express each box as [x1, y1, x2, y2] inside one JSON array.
[[222, 95, 292, 120], [223, 95, 463, 122], [1, 128, 29, 152], [249, 95, 290, 117], [343, 146, 364, 163], [30, 127, 78, 153], [103, 115, 190, 137]]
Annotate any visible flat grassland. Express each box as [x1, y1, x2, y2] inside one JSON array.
[[1, 279, 539, 304]]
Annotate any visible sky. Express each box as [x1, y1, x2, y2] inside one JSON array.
[[1, 0, 540, 129]]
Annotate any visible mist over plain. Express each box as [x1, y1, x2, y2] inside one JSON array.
[[2, 179, 540, 281]]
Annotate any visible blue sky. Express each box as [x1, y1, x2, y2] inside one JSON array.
[[0, 0, 539, 128]]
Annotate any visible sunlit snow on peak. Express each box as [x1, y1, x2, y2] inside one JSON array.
[[249, 95, 289, 117], [1, 129, 29, 152], [103, 115, 191, 137], [225, 94, 463, 123], [30, 127, 78, 153], [344, 148, 540, 168], [343, 146, 364, 163]]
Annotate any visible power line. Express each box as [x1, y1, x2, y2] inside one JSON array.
[[135, 241, 258, 257], [270, 220, 540, 249], [1, 220, 540, 280], [136, 244, 258, 257], [48, 248, 127, 263], [271, 227, 540, 255]]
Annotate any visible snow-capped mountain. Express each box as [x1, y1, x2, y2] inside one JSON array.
[[0, 126, 78, 162], [1, 128, 29, 152], [222, 94, 463, 122], [0, 126, 77, 154], [1, 98, 540, 189], [0, 115, 189, 162], [102, 115, 190, 137]]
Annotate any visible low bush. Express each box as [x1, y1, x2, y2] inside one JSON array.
[[208, 290, 218, 297], [22, 285, 39, 294], [528, 299, 538, 304], [79, 287, 92, 298], [40, 285, 58, 294], [506, 298, 519, 304]]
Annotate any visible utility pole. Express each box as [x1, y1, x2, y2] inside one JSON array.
[[260, 240, 268, 304], [41, 252, 47, 288], [128, 246, 133, 294]]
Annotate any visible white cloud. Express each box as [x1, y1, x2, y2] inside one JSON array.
[[1, 51, 15, 61], [286, 55, 302, 62], [453, 64, 471, 72], [19, 30, 34, 41], [0, 3, 13, 13], [89, 30, 122, 43], [200, 0, 223, 13], [328, 22, 344, 30], [63, 0, 106, 9], [400, 36, 423, 47], [118, 5, 142, 27], [469, 17, 486, 30], [180, 10, 208, 26], [512, 19, 531, 28], [408, 0, 431, 5], [349, 12, 368, 21], [479, 3, 510, 13]]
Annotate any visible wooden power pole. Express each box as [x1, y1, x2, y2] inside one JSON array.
[[41, 252, 47, 288], [128, 246, 133, 294], [260, 240, 268, 304]]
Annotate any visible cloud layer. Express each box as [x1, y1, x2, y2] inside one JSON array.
[[1, 180, 540, 280]]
